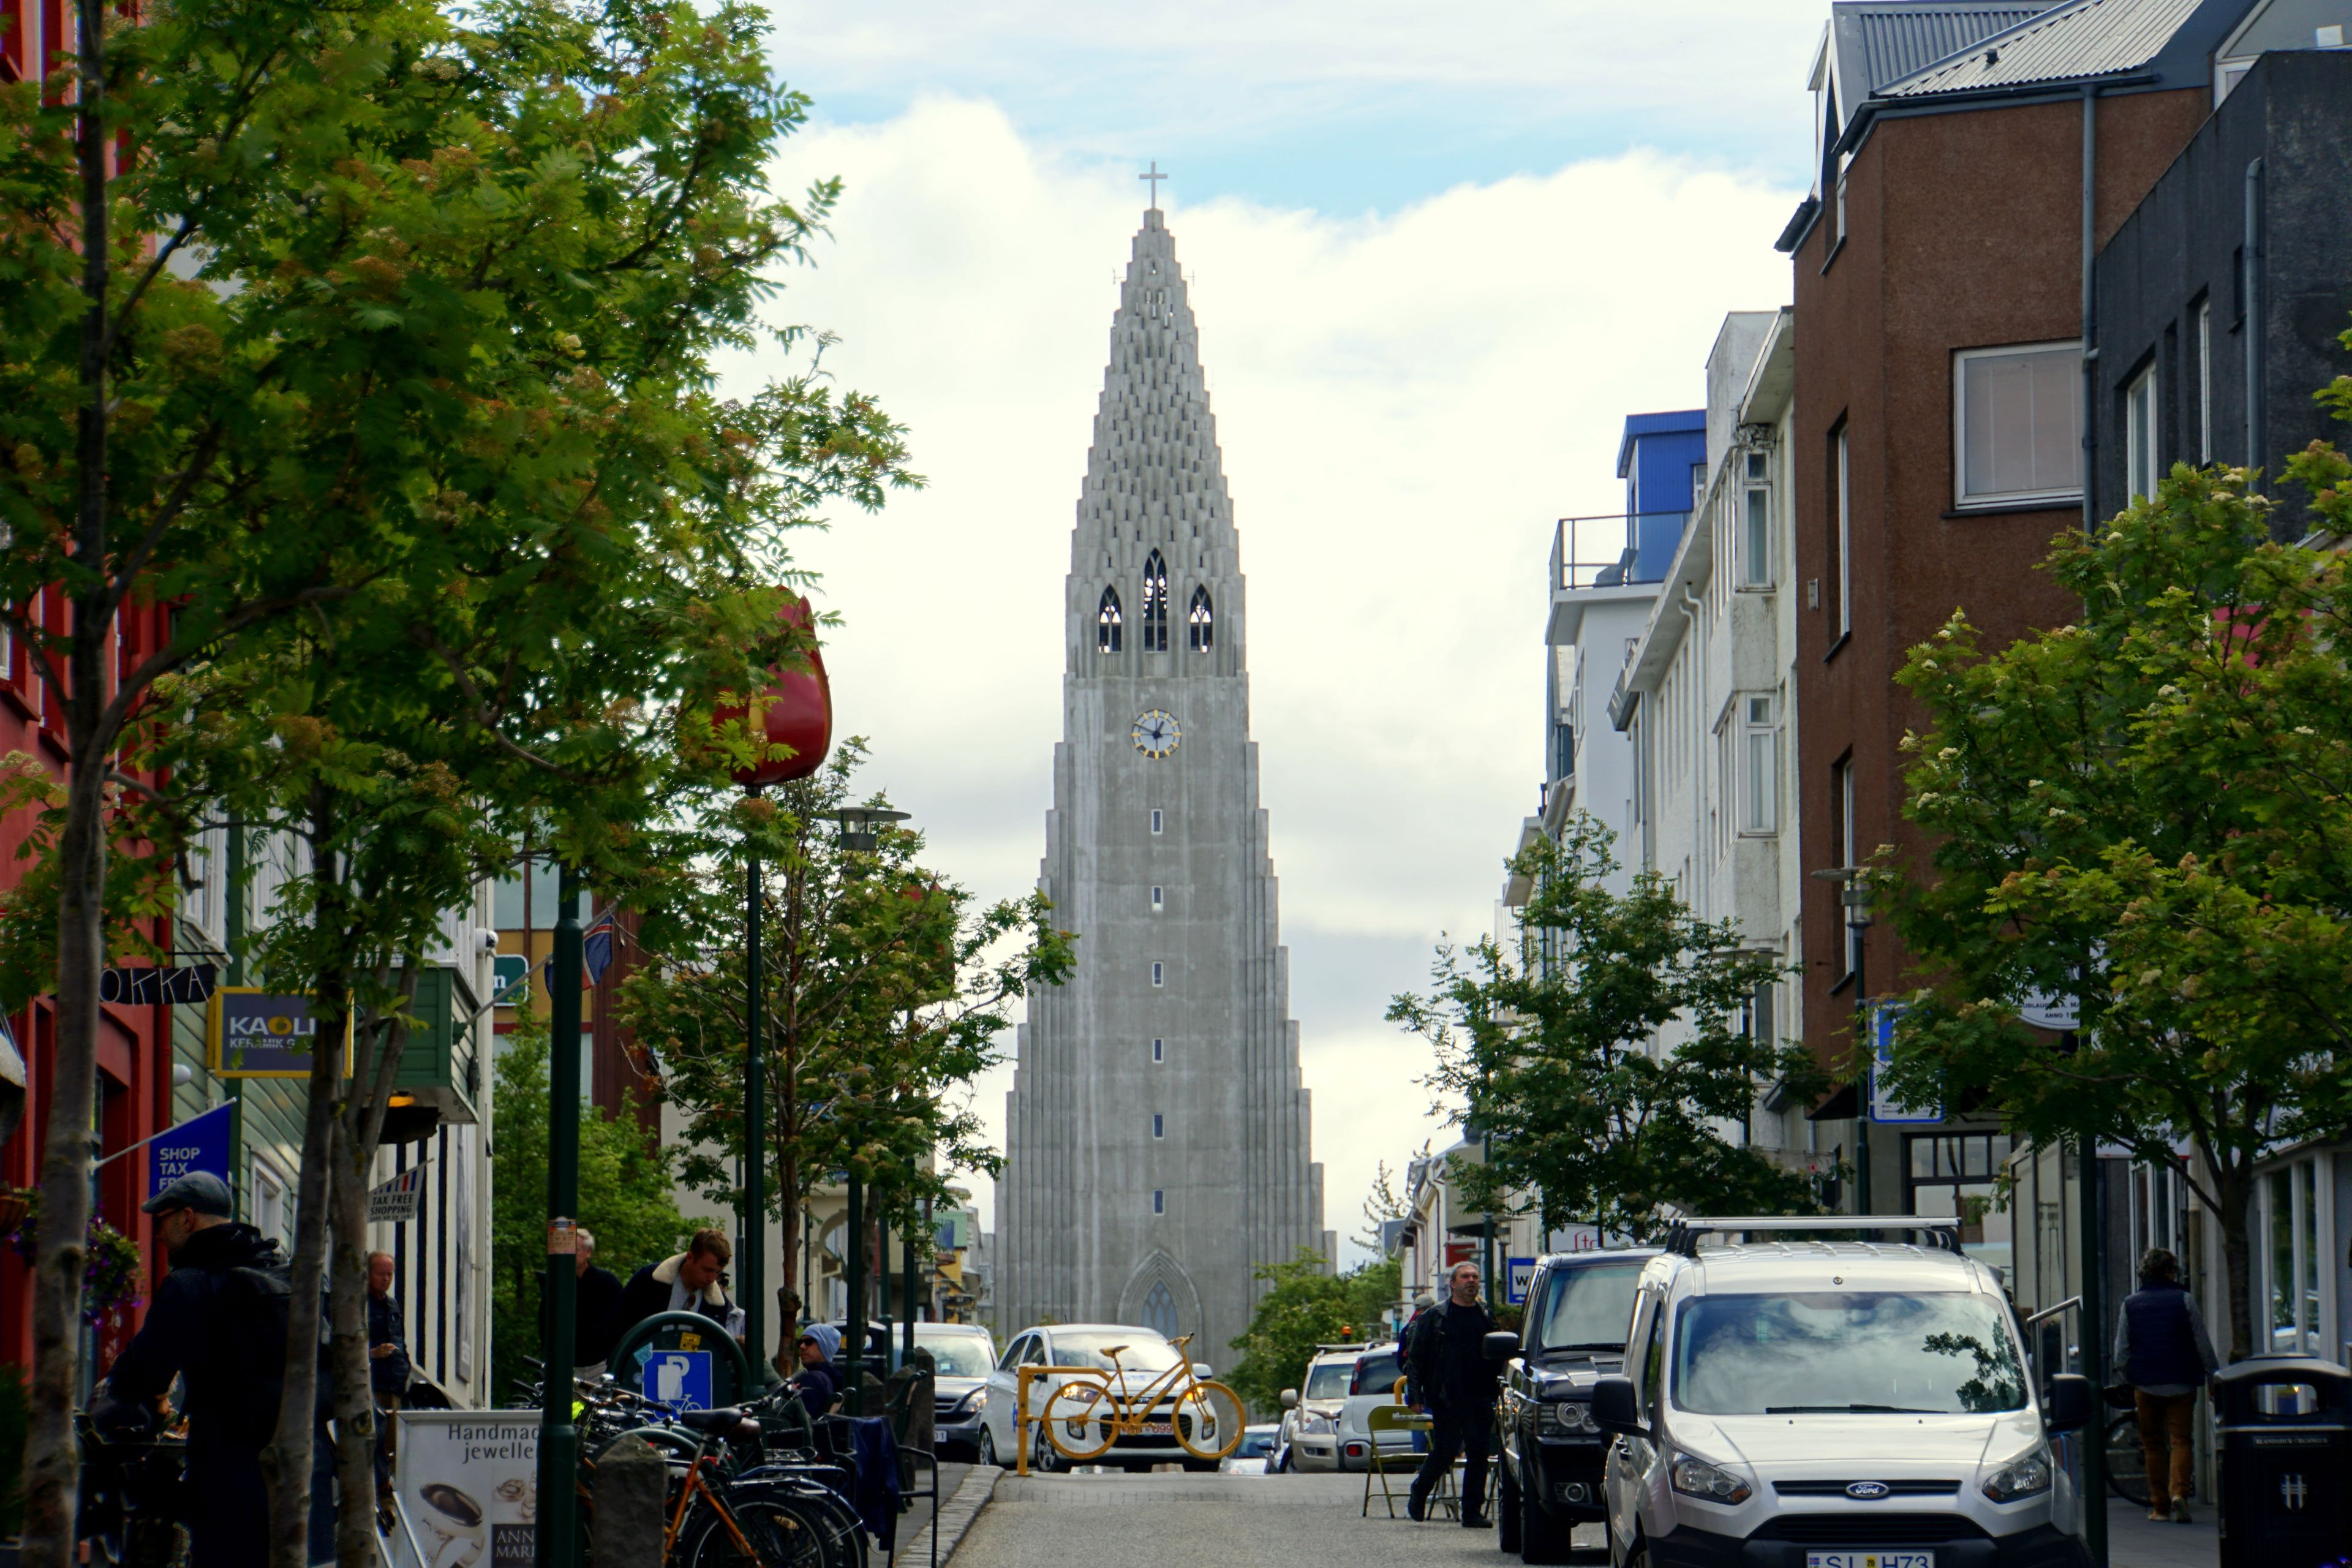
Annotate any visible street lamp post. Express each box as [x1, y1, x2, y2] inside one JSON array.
[[827, 805, 910, 1414], [719, 595, 834, 1390]]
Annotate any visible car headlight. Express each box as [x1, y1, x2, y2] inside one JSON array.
[[1668, 1452, 1754, 1506], [1536, 1400, 1597, 1434], [956, 1389, 989, 1414], [1981, 1443, 2054, 1502]]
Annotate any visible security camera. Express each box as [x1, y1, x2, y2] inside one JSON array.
[[475, 927, 501, 956]]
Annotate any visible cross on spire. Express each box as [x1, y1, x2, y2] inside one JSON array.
[[1140, 160, 1167, 211]]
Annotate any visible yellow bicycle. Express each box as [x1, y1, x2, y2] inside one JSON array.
[[1038, 1335, 1248, 1464]]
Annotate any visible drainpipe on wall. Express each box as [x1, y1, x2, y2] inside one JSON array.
[[2081, 83, 2099, 536], [2244, 158, 2264, 481]]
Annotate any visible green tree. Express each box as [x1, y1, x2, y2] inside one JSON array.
[[1878, 437, 2352, 1360], [1225, 1251, 1403, 1419], [488, 1019, 708, 1404], [1390, 816, 1824, 1242], [618, 743, 1075, 1374], [0, 0, 912, 1554]]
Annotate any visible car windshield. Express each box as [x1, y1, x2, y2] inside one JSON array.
[[1532, 1263, 1643, 1351], [1351, 1351, 1402, 1396], [1673, 1291, 2027, 1415], [1050, 1332, 1183, 1373], [1304, 1362, 1354, 1400], [914, 1332, 995, 1378]]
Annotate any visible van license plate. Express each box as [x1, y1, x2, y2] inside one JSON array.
[[1806, 1555, 1934, 1568]]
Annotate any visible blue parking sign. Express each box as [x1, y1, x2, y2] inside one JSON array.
[[638, 1347, 714, 1412]]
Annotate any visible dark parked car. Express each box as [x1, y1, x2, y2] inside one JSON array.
[[1484, 1249, 1656, 1563]]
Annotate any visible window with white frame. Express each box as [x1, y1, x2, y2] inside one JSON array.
[[1956, 342, 2082, 507], [2196, 300, 2214, 464], [251, 1156, 289, 1247], [2258, 1156, 2331, 1358], [1741, 451, 1772, 588], [1149, 809, 1163, 835], [1150, 885, 1163, 912], [1743, 696, 1777, 834], [2125, 361, 2160, 503]]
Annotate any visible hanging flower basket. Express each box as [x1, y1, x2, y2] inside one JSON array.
[[8, 1193, 146, 1329]]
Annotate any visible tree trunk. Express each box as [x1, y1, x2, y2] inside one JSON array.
[[21, 779, 104, 1568], [331, 981, 418, 1567], [2217, 1161, 2256, 1364], [775, 1152, 801, 1379], [22, 2, 115, 1562]]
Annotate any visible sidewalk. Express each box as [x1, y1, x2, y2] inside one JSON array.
[[2106, 1495, 2217, 1568]]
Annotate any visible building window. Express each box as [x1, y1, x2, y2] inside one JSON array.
[[2196, 299, 2213, 464], [1954, 342, 2082, 508], [1150, 809, 1163, 834], [1833, 755, 1858, 979], [1152, 962, 1164, 987], [1142, 1280, 1177, 1337], [1141, 550, 1169, 652], [1150, 885, 1164, 911], [1153, 1189, 1164, 1215], [1152, 1114, 1164, 1139], [251, 1157, 290, 1248], [2125, 361, 2160, 504], [1742, 473, 1771, 588], [1186, 586, 1213, 652], [1743, 696, 1777, 834], [1830, 424, 1850, 637], [1097, 586, 1123, 653], [1152, 1038, 1164, 1063], [1905, 1132, 2016, 1277]]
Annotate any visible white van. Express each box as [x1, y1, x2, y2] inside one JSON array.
[[1593, 1216, 2094, 1568]]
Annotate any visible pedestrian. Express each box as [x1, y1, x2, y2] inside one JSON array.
[[100, 1172, 330, 1567], [1404, 1261, 1498, 1528], [611, 1227, 738, 1351], [1397, 1291, 1437, 1406], [790, 1322, 843, 1414], [2113, 1246, 2219, 1525], [366, 1251, 411, 1515], [571, 1227, 626, 1376]]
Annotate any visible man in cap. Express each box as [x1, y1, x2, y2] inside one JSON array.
[[102, 1170, 312, 1567]]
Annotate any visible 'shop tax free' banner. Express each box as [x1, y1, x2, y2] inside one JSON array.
[[207, 988, 355, 1079]]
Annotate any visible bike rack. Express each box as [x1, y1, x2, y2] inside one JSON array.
[[1012, 1364, 1105, 1476]]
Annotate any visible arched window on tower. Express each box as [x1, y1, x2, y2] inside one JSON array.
[[1142, 1281, 1178, 1339], [1141, 551, 1169, 652], [1098, 586, 1123, 653], [1187, 587, 1213, 652]]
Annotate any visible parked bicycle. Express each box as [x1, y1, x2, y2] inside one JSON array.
[[1036, 1333, 1247, 1465]]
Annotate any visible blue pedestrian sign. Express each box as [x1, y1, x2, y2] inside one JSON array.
[[637, 1346, 714, 1412], [148, 1104, 232, 1201]]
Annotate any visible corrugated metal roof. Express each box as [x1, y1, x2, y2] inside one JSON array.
[[1833, 3, 2062, 96], [1880, 0, 2208, 95]]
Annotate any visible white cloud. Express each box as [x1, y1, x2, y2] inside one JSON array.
[[736, 96, 1798, 1259]]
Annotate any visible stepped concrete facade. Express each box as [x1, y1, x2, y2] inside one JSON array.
[[1000, 208, 1332, 1360]]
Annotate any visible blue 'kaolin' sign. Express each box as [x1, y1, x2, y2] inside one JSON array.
[[206, 987, 354, 1079], [148, 1104, 233, 1200]]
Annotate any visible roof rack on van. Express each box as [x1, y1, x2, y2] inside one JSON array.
[[1663, 1215, 1963, 1258]]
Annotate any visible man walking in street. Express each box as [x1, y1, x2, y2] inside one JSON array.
[[1405, 1261, 1498, 1528], [366, 1251, 411, 1517], [612, 1227, 739, 1352], [2113, 1246, 2220, 1524], [100, 1172, 320, 1567]]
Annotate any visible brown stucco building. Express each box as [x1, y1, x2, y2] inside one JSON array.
[[1782, 0, 2255, 1213]]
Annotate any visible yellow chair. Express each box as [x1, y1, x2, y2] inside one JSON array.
[[1362, 1404, 1431, 1518]]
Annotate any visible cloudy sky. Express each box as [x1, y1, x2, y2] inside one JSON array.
[[730, 1, 1821, 1262]]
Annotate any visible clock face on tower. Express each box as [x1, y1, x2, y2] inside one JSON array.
[[1131, 709, 1181, 759]]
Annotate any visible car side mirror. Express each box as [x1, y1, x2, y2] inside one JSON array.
[[1590, 1374, 1644, 1439], [1280, 1389, 1298, 1410], [2043, 1373, 2093, 1433], [1193, 1362, 1213, 1379], [1483, 1330, 1520, 1362]]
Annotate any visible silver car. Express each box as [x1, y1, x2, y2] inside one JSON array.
[[1280, 1346, 1367, 1472], [1593, 1216, 2094, 1568]]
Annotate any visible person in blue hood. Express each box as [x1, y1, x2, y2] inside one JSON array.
[[791, 1322, 843, 1413]]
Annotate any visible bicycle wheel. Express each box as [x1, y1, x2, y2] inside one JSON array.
[[1170, 1380, 1246, 1461], [2105, 1411, 2151, 1506], [1041, 1377, 1120, 1463], [677, 1490, 833, 1568]]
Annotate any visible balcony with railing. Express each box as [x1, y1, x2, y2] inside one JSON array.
[[1551, 511, 1691, 592]]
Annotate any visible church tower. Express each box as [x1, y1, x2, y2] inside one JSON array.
[[1000, 206, 1331, 1361]]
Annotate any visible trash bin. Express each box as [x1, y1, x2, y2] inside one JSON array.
[[2214, 1353, 2351, 1568]]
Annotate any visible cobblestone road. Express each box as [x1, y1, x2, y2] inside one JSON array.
[[944, 1473, 1604, 1567]]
